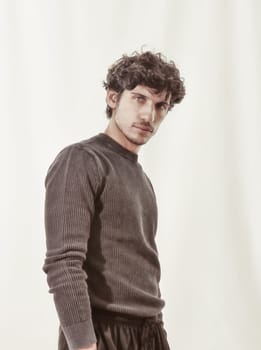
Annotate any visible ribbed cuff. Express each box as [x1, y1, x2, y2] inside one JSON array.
[[62, 319, 97, 350]]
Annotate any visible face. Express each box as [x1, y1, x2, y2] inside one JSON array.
[[106, 85, 171, 153]]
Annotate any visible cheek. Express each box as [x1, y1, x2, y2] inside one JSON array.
[[153, 116, 166, 132], [115, 107, 132, 126], [155, 116, 165, 127], [119, 104, 138, 120]]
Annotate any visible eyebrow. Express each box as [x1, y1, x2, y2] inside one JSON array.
[[131, 92, 147, 98]]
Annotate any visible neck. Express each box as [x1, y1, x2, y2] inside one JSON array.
[[104, 119, 141, 154]]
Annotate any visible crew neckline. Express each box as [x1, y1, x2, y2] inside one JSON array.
[[97, 133, 138, 163]]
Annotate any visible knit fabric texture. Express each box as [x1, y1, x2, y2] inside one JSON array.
[[43, 133, 165, 349]]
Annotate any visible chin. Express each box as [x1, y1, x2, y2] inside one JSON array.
[[123, 129, 152, 146], [127, 136, 149, 146]]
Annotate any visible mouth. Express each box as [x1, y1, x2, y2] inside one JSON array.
[[133, 124, 153, 133]]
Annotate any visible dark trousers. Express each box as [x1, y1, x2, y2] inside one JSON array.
[[58, 308, 171, 350], [93, 307, 170, 350]]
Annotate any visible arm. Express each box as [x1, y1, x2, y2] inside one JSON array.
[[43, 144, 99, 350]]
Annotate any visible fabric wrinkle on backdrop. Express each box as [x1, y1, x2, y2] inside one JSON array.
[[1, 1, 261, 350]]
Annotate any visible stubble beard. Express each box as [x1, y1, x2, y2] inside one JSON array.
[[116, 121, 149, 146], [125, 134, 147, 146]]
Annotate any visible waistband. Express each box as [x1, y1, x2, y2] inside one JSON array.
[[91, 307, 162, 326]]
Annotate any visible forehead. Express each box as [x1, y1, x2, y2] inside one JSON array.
[[128, 85, 169, 102]]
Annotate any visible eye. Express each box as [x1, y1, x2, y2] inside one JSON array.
[[157, 102, 169, 111], [134, 95, 146, 103]]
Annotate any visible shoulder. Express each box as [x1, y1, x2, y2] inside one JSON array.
[[48, 134, 103, 168], [46, 142, 93, 171], [45, 137, 102, 187]]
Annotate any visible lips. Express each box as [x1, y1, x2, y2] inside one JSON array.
[[133, 124, 153, 133]]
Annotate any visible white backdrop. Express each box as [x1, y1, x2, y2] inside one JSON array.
[[1, 0, 261, 349]]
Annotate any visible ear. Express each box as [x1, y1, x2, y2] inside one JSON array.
[[106, 89, 119, 109]]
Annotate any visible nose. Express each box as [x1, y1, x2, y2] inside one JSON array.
[[140, 101, 156, 123]]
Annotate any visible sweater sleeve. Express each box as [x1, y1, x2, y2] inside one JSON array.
[[42, 143, 99, 350]]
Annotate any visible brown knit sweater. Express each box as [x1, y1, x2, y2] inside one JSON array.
[[43, 133, 165, 349]]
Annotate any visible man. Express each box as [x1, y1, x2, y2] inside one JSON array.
[[43, 50, 185, 350]]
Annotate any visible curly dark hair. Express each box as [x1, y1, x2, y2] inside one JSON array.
[[103, 50, 185, 118]]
